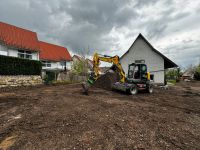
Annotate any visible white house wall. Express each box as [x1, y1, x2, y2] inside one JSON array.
[[8, 49, 18, 57], [120, 38, 165, 84], [42, 61, 71, 70], [0, 45, 8, 55], [66, 61, 71, 70], [0, 43, 39, 60]]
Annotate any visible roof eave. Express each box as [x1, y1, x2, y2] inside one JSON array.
[[40, 58, 72, 62]]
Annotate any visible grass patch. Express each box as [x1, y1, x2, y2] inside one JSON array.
[[167, 80, 176, 85]]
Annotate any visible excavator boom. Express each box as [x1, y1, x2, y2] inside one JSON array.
[[93, 53, 126, 82]]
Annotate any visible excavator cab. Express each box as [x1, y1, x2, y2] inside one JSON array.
[[127, 63, 149, 82]]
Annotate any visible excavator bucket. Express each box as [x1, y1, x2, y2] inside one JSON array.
[[82, 82, 90, 95], [81, 74, 97, 95]]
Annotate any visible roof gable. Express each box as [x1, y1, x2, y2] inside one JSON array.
[[120, 33, 178, 69], [86, 58, 93, 69], [183, 68, 194, 76], [39, 41, 72, 61], [0, 22, 40, 51], [86, 58, 93, 64], [72, 55, 85, 61]]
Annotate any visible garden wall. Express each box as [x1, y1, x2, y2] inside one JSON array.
[[0, 75, 42, 88]]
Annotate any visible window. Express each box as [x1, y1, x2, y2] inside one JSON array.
[[141, 65, 147, 72], [0, 45, 8, 56], [134, 66, 140, 79], [60, 61, 66, 67], [42, 61, 51, 67], [0, 50, 8, 56], [128, 65, 135, 78], [135, 60, 145, 63], [150, 74, 154, 81], [60, 61, 66, 70], [18, 50, 32, 59]]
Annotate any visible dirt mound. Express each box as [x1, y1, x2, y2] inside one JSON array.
[[93, 70, 120, 90]]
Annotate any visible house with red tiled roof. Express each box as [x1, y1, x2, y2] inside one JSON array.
[[0, 22, 40, 60], [0, 22, 73, 73], [39, 41, 72, 71]]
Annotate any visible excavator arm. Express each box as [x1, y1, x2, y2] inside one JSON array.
[[82, 53, 126, 94], [92, 53, 126, 83]]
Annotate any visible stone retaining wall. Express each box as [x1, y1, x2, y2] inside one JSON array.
[[0, 75, 42, 88]]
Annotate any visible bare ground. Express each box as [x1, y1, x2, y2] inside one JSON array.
[[0, 81, 200, 149]]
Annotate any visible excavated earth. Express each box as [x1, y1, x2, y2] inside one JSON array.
[[0, 81, 200, 149], [93, 71, 120, 90]]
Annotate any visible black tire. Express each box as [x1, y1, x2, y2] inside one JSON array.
[[147, 85, 153, 94], [130, 86, 138, 95]]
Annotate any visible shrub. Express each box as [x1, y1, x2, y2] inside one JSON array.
[[72, 60, 88, 76], [165, 68, 179, 81], [194, 65, 200, 80], [0, 55, 42, 75], [43, 71, 57, 84]]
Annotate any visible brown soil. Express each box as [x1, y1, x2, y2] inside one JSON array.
[[93, 71, 120, 90], [0, 81, 200, 149]]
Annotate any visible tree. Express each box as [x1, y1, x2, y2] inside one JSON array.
[[194, 65, 200, 80], [165, 68, 180, 81], [72, 47, 91, 76], [72, 60, 86, 75]]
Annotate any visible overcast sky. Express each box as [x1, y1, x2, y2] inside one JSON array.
[[0, 0, 200, 68]]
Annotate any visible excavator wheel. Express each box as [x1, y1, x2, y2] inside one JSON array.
[[147, 85, 153, 94], [129, 85, 138, 95]]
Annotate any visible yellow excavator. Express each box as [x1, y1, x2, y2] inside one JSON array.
[[82, 53, 153, 95]]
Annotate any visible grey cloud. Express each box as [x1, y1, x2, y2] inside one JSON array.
[[0, 0, 199, 67], [134, 0, 158, 7], [132, 0, 191, 41], [55, 0, 137, 53], [161, 39, 200, 66]]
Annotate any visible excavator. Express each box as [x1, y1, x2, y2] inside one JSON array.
[[82, 53, 153, 95]]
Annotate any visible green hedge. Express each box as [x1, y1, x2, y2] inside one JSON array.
[[0, 55, 42, 75], [44, 71, 56, 84]]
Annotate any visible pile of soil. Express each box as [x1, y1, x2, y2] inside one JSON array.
[[93, 70, 120, 90]]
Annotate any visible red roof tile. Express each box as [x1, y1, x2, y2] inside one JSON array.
[[0, 22, 40, 51], [39, 41, 72, 61]]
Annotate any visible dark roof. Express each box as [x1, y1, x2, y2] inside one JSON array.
[[120, 33, 178, 69]]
